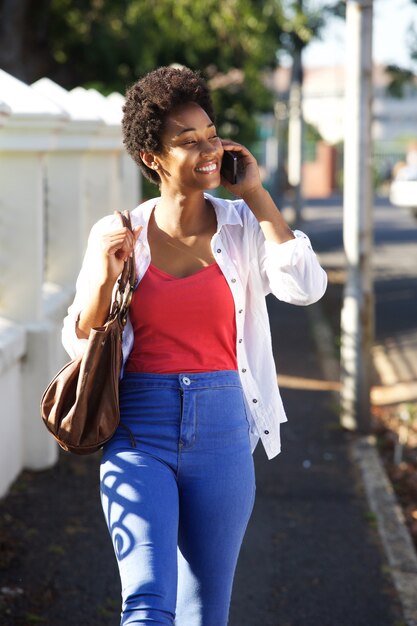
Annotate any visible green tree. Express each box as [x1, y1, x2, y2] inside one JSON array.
[[385, 0, 417, 98], [46, 0, 289, 143], [0, 0, 340, 143]]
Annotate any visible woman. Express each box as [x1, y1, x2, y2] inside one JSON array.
[[62, 66, 327, 626]]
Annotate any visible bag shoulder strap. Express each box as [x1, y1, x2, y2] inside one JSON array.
[[117, 210, 136, 293], [107, 211, 137, 325]]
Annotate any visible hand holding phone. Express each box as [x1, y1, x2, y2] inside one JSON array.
[[220, 150, 238, 185]]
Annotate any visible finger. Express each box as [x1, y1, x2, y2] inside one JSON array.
[[125, 227, 141, 257], [114, 243, 134, 261], [103, 224, 140, 259], [220, 140, 253, 160], [103, 227, 134, 246], [103, 236, 127, 251], [220, 139, 245, 152], [118, 229, 139, 258], [104, 227, 129, 240]]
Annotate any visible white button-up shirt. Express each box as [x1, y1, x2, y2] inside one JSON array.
[[62, 194, 327, 459]]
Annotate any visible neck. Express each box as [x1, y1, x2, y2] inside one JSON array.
[[154, 188, 213, 237]]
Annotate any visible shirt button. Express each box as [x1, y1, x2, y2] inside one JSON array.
[[264, 430, 270, 435], [231, 278, 236, 283], [182, 377, 191, 385], [241, 368, 247, 373], [252, 398, 258, 403], [217, 248, 222, 253], [238, 339, 243, 343], [238, 309, 243, 314]]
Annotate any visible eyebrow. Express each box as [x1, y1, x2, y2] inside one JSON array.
[[175, 122, 215, 137]]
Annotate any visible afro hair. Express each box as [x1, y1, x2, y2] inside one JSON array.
[[122, 66, 215, 185]]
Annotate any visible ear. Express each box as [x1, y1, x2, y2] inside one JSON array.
[[140, 150, 160, 171]]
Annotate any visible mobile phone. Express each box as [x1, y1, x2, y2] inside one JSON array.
[[220, 150, 238, 184]]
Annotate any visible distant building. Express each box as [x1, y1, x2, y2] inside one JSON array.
[[271, 64, 417, 145]]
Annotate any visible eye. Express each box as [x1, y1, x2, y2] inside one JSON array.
[[210, 134, 219, 141]]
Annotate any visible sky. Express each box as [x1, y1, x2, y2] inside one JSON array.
[[299, 0, 417, 68]]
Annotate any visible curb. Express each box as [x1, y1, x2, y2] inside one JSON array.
[[307, 301, 417, 626], [352, 436, 417, 626]]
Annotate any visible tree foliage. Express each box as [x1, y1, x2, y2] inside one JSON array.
[[385, 64, 416, 99], [45, 0, 289, 142], [384, 0, 417, 98], [0, 0, 333, 142]]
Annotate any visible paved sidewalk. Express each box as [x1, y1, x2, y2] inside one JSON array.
[[230, 295, 403, 626]]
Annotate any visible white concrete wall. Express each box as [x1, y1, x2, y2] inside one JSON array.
[[0, 70, 141, 497], [0, 320, 26, 497]]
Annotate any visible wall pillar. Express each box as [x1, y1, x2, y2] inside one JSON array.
[[0, 152, 45, 322]]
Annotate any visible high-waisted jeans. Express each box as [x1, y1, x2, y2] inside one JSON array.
[[100, 370, 256, 626]]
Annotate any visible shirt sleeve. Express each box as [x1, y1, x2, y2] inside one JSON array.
[[61, 215, 118, 358], [256, 225, 328, 305]]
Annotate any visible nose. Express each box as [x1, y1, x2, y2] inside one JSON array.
[[200, 139, 217, 157]]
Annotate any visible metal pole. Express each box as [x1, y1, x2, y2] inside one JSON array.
[[274, 99, 288, 207], [288, 46, 304, 226], [287, 0, 304, 226], [340, 0, 374, 432]]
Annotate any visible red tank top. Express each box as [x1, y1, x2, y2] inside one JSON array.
[[125, 263, 238, 374]]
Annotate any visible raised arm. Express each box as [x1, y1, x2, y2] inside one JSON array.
[[220, 139, 294, 244]]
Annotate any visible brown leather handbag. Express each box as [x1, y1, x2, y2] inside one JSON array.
[[40, 211, 136, 455]]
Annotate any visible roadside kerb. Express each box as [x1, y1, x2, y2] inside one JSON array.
[[307, 300, 417, 626]]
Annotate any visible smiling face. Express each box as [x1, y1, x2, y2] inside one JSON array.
[[147, 102, 224, 193]]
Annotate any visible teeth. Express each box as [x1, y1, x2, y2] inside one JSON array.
[[196, 163, 217, 173]]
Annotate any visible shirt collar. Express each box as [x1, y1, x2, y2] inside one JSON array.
[[131, 192, 243, 240], [204, 193, 243, 230]]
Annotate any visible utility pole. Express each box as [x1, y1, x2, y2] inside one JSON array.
[[340, 0, 374, 432], [287, 0, 304, 226], [274, 99, 288, 206]]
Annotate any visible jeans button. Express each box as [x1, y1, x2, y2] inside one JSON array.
[[182, 377, 191, 385]]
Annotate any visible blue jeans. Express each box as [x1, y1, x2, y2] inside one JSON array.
[[100, 371, 256, 626]]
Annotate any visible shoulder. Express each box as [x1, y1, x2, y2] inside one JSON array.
[[130, 197, 159, 227], [90, 213, 119, 234], [89, 197, 159, 238]]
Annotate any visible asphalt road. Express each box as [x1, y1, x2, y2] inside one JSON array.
[[301, 195, 417, 354]]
